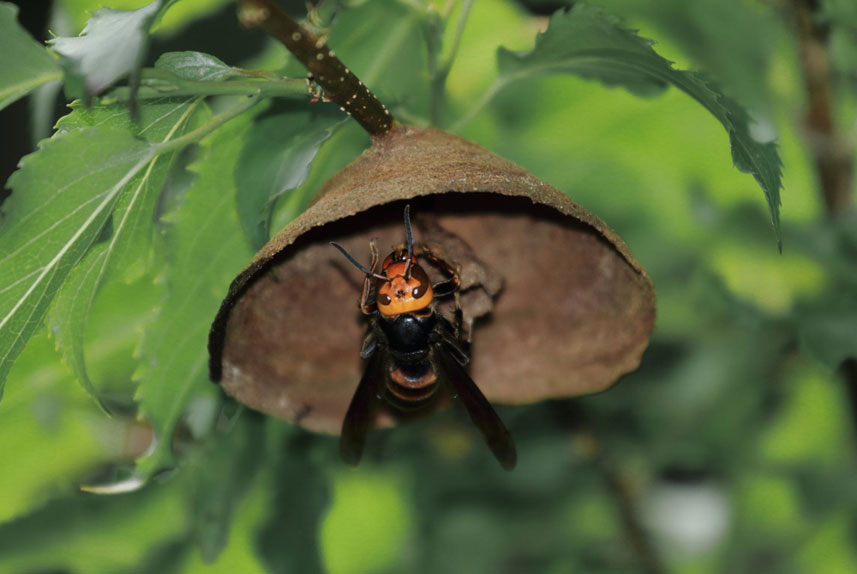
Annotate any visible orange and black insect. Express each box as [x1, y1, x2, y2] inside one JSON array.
[[331, 206, 516, 470]]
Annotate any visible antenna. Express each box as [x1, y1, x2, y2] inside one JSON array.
[[330, 242, 388, 281], [403, 204, 414, 277]]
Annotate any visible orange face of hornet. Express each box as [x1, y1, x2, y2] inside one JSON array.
[[376, 251, 434, 316]]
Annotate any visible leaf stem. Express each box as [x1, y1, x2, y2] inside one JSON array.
[[425, 0, 474, 127], [450, 76, 509, 132], [237, 0, 394, 136], [0, 70, 63, 103], [451, 52, 711, 133], [424, 18, 443, 127], [442, 0, 474, 78], [157, 95, 262, 154], [108, 69, 306, 100]]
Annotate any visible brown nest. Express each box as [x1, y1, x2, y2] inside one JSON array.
[[209, 125, 656, 433]]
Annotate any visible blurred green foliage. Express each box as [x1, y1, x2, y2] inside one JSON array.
[[1, 0, 857, 572]]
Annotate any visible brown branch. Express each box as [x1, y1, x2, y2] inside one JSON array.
[[590, 443, 665, 574], [791, 0, 854, 214], [237, 0, 394, 137], [843, 359, 857, 438], [790, 0, 857, 452], [553, 400, 665, 574]]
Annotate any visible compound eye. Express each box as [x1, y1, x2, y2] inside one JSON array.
[[410, 265, 431, 299], [378, 293, 392, 305]]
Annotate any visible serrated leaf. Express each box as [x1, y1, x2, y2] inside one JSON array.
[[56, 96, 197, 137], [594, 0, 775, 118], [102, 99, 208, 281], [46, 98, 206, 407], [0, 2, 62, 111], [496, 4, 783, 245], [48, 1, 161, 98], [155, 51, 241, 82], [46, 244, 110, 411], [134, 110, 254, 477], [0, 129, 157, 397], [235, 104, 343, 249], [56, 98, 211, 281]]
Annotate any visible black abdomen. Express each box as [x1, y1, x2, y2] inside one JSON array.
[[378, 313, 439, 408]]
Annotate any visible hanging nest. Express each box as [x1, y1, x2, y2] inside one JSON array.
[[208, 125, 656, 433]]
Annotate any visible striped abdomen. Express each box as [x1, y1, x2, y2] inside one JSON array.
[[378, 312, 439, 409], [387, 358, 439, 406]]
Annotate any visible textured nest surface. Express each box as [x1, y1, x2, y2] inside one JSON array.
[[209, 125, 656, 433]]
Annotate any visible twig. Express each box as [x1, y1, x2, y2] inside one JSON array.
[[790, 0, 854, 214], [789, 0, 857, 450], [550, 401, 664, 573], [588, 436, 665, 574], [237, 0, 393, 136], [843, 359, 857, 438]]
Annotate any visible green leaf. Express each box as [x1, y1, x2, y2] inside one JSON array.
[[824, 0, 857, 75], [189, 410, 266, 562], [48, 0, 161, 98], [235, 104, 343, 249], [56, 95, 195, 135], [46, 244, 111, 411], [495, 5, 783, 245], [0, 476, 188, 573], [0, 129, 157, 398], [594, 0, 775, 118], [98, 99, 208, 280], [154, 0, 233, 35], [61, 0, 205, 33], [798, 296, 857, 369], [155, 51, 241, 82], [134, 108, 254, 477], [323, 0, 430, 107], [257, 432, 330, 574], [0, 2, 62, 111], [133, 537, 192, 574], [0, 318, 146, 522], [321, 466, 412, 574], [46, 98, 206, 408], [56, 98, 211, 280], [760, 365, 850, 465]]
